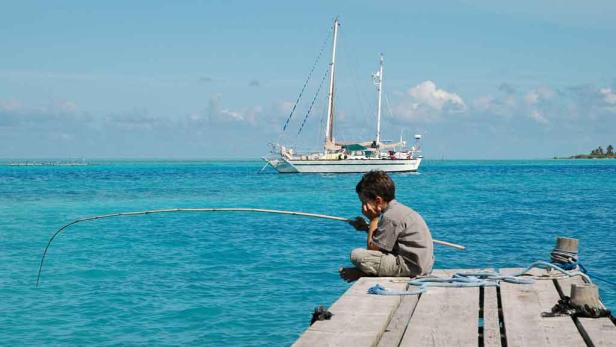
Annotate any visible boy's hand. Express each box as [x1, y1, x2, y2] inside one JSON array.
[[362, 202, 381, 219], [348, 216, 369, 231]]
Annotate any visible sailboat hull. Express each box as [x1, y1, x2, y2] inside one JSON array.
[[266, 157, 422, 173]]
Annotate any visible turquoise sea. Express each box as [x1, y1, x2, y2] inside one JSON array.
[[1, 160, 615, 346]]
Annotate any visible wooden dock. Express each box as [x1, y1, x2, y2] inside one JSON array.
[[294, 268, 616, 346]]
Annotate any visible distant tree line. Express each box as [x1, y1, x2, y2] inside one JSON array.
[[568, 144, 615, 159]]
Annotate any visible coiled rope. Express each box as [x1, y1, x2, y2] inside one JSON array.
[[36, 207, 465, 287], [368, 261, 591, 296], [550, 243, 579, 270], [369, 239, 615, 296], [547, 239, 616, 287]]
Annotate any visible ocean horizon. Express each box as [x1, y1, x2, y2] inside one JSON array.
[[2, 159, 615, 346]]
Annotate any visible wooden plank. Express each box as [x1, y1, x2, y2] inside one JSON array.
[[499, 268, 586, 347], [294, 330, 388, 347], [483, 284, 503, 347], [399, 269, 480, 346], [294, 277, 407, 347], [293, 269, 615, 347], [377, 287, 420, 347], [577, 318, 616, 347], [556, 274, 616, 346]]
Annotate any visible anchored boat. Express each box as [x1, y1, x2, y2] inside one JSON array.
[[264, 18, 423, 174]]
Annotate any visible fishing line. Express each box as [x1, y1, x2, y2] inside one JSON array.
[[35, 207, 465, 287]]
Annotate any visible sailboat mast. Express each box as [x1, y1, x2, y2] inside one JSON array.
[[324, 18, 339, 149], [375, 54, 384, 146]]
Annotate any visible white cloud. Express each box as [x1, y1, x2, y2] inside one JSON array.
[[3, 82, 615, 159], [104, 110, 162, 130], [200, 95, 293, 129], [472, 93, 517, 117], [408, 80, 466, 111], [470, 83, 616, 125], [0, 98, 22, 111], [393, 80, 466, 122], [524, 86, 555, 105], [0, 97, 88, 128], [472, 96, 493, 112], [55, 100, 79, 113], [204, 94, 253, 124], [524, 91, 539, 105], [521, 87, 556, 124], [205, 95, 246, 124], [278, 101, 294, 115], [529, 110, 549, 124], [219, 109, 244, 121], [600, 88, 616, 105]]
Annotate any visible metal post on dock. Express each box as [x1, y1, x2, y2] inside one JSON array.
[[555, 237, 579, 255], [571, 283, 603, 308], [552, 236, 604, 313]]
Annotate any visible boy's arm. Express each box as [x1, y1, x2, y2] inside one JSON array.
[[362, 201, 384, 251], [366, 217, 381, 251]]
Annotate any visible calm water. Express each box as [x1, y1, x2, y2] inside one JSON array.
[[1, 160, 615, 346]]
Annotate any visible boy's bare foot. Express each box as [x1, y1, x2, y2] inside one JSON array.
[[339, 267, 366, 282]]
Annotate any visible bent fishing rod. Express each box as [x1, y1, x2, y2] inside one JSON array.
[[36, 207, 466, 287]]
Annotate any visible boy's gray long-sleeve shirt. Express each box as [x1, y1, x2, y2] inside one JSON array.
[[371, 199, 434, 275]]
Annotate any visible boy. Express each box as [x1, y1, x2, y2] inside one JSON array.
[[339, 171, 434, 282]]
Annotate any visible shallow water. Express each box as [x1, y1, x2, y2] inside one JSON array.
[[1, 160, 615, 346]]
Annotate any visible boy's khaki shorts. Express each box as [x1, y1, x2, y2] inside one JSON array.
[[350, 248, 412, 277]]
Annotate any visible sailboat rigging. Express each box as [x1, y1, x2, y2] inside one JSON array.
[[264, 18, 423, 173]]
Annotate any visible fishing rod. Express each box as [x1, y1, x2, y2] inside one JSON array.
[[35, 207, 466, 287]]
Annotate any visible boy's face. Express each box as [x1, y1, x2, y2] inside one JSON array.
[[359, 193, 384, 218]]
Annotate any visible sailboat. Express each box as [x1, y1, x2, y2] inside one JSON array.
[[264, 18, 423, 173]]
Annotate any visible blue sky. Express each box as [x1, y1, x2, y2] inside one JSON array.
[[1, 0, 615, 159]]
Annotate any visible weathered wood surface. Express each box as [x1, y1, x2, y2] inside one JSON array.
[[293, 268, 616, 346], [482, 278, 502, 346], [400, 269, 480, 346], [293, 277, 408, 347], [377, 290, 419, 347], [557, 274, 616, 346], [500, 268, 587, 346]]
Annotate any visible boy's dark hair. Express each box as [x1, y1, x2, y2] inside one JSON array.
[[355, 170, 396, 202]]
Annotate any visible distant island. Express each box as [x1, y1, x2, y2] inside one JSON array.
[[555, 145, 615, 159]]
